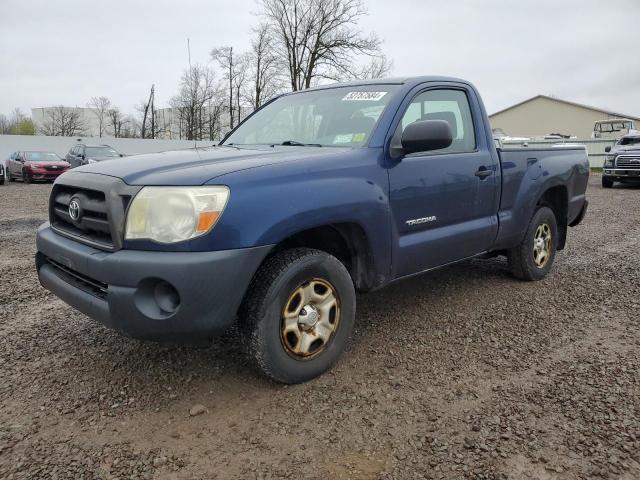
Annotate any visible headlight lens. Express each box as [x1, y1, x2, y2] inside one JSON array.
[[604, 154, 615, 166], [125, 186, 230, 243]]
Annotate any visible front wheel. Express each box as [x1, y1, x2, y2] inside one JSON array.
[[240, 248, 356, 384], [508, 206, 558, 281], [22, 172, 31, 184], [602, 176, 614, 188]]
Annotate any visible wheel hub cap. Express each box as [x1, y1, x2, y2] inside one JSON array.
[[533, 223, 552, 268], [298, 305, 319, 331], [281, 279, 340, 358]]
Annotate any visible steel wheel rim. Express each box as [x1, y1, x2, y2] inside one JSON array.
[[281, 278, 340, 359], [533, 223, 552, 268]]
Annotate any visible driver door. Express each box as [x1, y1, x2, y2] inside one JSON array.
[[388, 87, 499, 278]]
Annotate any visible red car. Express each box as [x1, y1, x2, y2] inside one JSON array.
[[6, 151, 71, 183]]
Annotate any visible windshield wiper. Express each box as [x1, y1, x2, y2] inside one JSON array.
[[278, 140, 322, 147]]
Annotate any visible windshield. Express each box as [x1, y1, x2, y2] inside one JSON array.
[[223, 85, 399, 147], [25, 151, 61, 161], [618, 136, 640, 146], [85, 146, 119, 157], [597, 121, 632, 132]]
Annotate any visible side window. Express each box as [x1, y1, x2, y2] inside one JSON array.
[[399, 89, 476, 154]]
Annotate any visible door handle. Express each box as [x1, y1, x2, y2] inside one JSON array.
[[475, 166, 492, 179]]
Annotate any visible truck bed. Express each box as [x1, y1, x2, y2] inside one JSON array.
[[495, 146, 590, 250]]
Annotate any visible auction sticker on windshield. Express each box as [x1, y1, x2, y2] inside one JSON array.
[[342, 91, 387, 101]]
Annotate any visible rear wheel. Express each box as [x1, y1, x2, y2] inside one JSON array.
[[508, 206, 558, 281], [240, 248, 356, 384], [602, 176, 614, 188]]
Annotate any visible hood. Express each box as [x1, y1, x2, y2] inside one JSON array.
[[74, 145, 349, 185], [87, 155, 119, 162], [612, 145, 640, 154]]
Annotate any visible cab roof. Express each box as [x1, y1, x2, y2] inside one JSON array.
[[297, 76, 471, 92]]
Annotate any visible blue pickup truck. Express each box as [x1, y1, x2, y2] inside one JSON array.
[[36, 77, 589, 383]]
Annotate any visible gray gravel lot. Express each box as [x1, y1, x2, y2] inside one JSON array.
[[0, 175, 639, 479]]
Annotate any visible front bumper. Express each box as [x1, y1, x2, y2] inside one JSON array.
[[603, 168, 640, 181], [36, 224, 272, 342], [27, 170, 68, 181]]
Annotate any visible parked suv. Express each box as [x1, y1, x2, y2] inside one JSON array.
[[602, 134, 640, 187], [66, 144, 122, 168]]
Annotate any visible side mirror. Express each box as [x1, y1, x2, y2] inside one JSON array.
[[401, 120, 453, 155], [604, 146, 611, 153]]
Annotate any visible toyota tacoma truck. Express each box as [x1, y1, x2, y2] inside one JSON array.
[[602, 134, 640, 188], [36, 77, 589, 384]]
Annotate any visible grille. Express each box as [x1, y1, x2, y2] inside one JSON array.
[[616, 156, 640, 169], [45, 165, 64, 171], [44, 256, 108, 299], [48, 173, 140, 251], [50, 185, 114, 250]]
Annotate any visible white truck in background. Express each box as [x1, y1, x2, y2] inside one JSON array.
[[592, 119, 639, 140]]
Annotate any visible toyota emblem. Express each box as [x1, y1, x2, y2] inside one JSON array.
[[68, 199, 81, 221]]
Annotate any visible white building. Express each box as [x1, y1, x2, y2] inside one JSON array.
[[32, 107, 104, 137]]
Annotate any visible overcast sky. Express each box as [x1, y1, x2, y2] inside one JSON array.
[[1, 0, 639, 118]]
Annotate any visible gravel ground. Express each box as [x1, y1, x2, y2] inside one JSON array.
[[0, 175, 639, 480]]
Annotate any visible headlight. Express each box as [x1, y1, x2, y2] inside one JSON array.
[[87, 158, 97, 164], [604, 154, 615, 167], [125, 186, 230, 244]]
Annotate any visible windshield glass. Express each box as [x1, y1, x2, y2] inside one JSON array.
[[25, 151, 61, 161], [223, 85, 400, 147], [85, 146, 119, 157], [618, 136, 640, 146]]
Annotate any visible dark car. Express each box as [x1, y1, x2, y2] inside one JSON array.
[[602, 134, 640, 188], [36, 76, 589, 384], [6, 151, 71, 183], [65, 144, 123, 168], [0, 160, 5, 185]]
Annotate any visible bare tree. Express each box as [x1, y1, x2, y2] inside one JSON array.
[[139, 85, 161, 139], [258, 0, 382, 90], [0, 110, 36, 135], [170, 64, 218, 140], [248, 24, 283, 109], [87, 96, 111, 137], [210, 46, 237, 130], [207, 91, 227, 141], [0, 114, 10, 134], [232, 54, 250, 125], [39, 106, 86, 136], [354, 54, 393, 79], [107, 107, 127, 138], [120, 115, 139, 138]]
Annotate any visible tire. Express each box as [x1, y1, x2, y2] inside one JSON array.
[[240, 248, 356, 384], [22, 172, 31, 184], [507, 206, 558, 281], [602, 176, 614, 188], [0, 174, 4, 185], [7, 170, 14, 182]]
